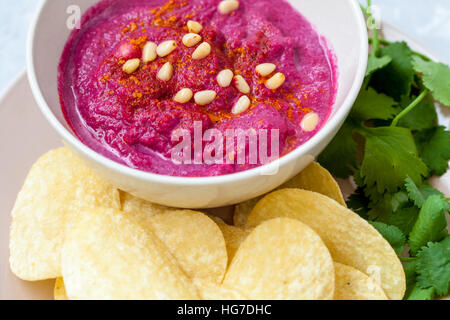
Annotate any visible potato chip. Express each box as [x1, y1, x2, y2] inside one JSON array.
[[54, 277, 68, 300], [224, 218, 335, 300], [246, 189, 405, 300], [9, 148, 120, 280], [334, 263, 388, 300], [121, 191, 172, 217], [146, 211, 227, 284], [210, 217, 251, 264], [234, 161, 345, 226], [196, 283, 248, 300], [61, 207, 198, 300]]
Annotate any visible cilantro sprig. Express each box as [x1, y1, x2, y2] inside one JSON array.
[[319, 1, 450, 300]]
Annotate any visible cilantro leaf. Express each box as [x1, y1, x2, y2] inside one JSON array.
[[408, 195, 448, 255], [350, 87, 398, 121], [391, 191, 410, 212], [364, 189, 410, 223], [415, 126, 450, 176], [347, 187, 370, 219], [405, 177, 444, 208], [371, 42, 415, 101], [416, 241, 450, 296], [406, 285, 436, 300], [367, 193, 393, 221], [404, 260, 417, 286], [388, 206, 420, 235], [412, 56, 450, 106], [421, 186, 446, 202], [359, 126, 428, 195], [365, 189, 409, 223], [404, 261, 418, 299], [397, 95, 438, 131], [369, 221, 406, 255], [318, 121, 358, 178], [405, 177, 425, 207], [441, 237, 450, 249], [366, 55, 392, 77]]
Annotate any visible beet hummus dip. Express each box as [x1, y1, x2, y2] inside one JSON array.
[[59, 0, 337, 177]]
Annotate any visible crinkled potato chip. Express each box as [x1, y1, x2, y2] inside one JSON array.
[[211, 217, 251, 264], [62, 207, 198, 300], [334, 263, 388, 300], [9, 148, 120, 280], [282, 161, 346, 205], [234, 161, 345, 226], [147, 211, 227, 284], [54, 277, 68, 300], [197, 283, 248, 300], [245, 189, 405, 300], [121, 191, 172, 217], [224, 218, 335, 300]]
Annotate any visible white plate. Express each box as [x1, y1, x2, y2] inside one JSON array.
[[0, 24, 449, 300]]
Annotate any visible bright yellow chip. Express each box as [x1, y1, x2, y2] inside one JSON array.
[[224, 218, 335, 300], [234, 161, 345, 226], [9, 148, 120, 281], [196, 283, 248, 300], [334, 263, 388, 300], [147, 211, 227, 284], [211, 217, 251, 264], [121, 191, 172, 217], [61, 207, 198, 300], [245, 189, 405, 300], [282, 161, 346, 205], [54, 277, 68, 300]]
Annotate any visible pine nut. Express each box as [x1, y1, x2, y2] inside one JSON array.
[[122, 58, 140, 74], [142, 41, 157, 62], [301, 112, 319, 132], [218, 0, 240, 15], [217, 69, 234, 87], [174, 88, 193, 103], [156, 40, 177, 57], [232, 96, 251, 114], [182, 33, 202, 48], [192, 42, 211, 60], [194, 90, 217, 105], [187, 20, 203, 34], [234, 75, 250, 94], [265, 72, 286, 90], [157, 62, 174, 81], [256, 63, 276, 77]]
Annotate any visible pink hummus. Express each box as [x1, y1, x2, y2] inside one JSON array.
[[58, 0, 337, 177]]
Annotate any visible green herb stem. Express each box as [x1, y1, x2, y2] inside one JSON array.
[[412, 51, 433, 62], [400, 257, 417, 262], [391, 89, 430, 127], [371, 30, 380, 58], [367, 0, 380, 57], [360, 4, 368, 17]]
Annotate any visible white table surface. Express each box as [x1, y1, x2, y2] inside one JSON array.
[[0, 0, 449, 95]]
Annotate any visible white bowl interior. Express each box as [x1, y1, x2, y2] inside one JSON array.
[[28, 0, 367, 207]]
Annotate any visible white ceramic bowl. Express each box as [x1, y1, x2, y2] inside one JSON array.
[[27, 0, 368, 208]]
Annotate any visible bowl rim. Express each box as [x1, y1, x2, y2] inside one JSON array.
[[27, 0, 368, 186]]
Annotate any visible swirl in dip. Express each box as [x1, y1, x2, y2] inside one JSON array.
[[58, 0, 337, 177]]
